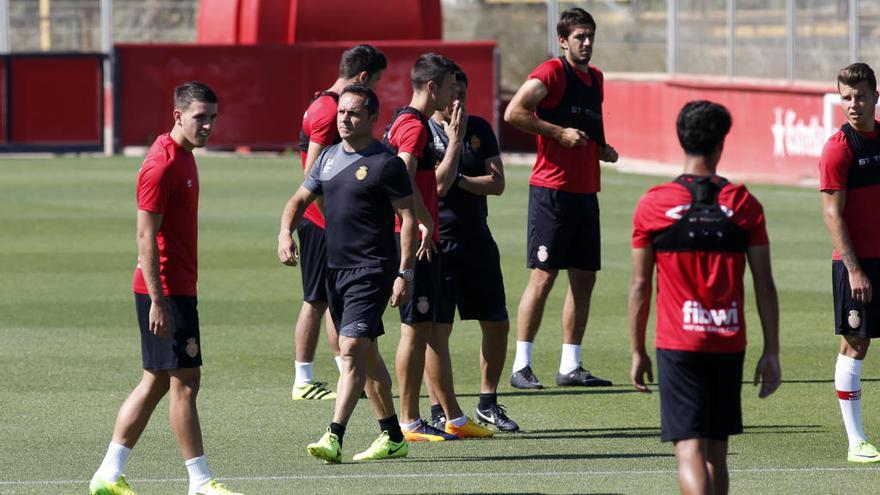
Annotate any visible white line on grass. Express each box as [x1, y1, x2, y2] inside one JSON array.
[[1, 467, 874, 486]]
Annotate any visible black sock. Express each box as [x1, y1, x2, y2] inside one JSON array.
[[430, 403, 444, 420], [379, 415, 404, 443], [329, 422, 346, 445], [478, 393, 497, 410]]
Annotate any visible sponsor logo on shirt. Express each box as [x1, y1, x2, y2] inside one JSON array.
[[856, 154, 880, 167], [681, 300, 740, 333]]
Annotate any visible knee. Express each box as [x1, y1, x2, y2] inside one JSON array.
[[530, 270, 558, 297], [842, 337, 870, 359]]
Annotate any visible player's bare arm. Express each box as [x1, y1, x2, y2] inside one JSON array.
[[746, 244, 782, 398], [458, 155, 505, 196], [398, 151, 437, 261], [277, 185, 318, 266], [391, 195, 418, 308], [136, 209, 171, 338], [823, 189, 872, 302], [304, 140, 328, 214], [435, 100, 466, 197], [628, 246, 655, 393], [503, 78, 587, 148]]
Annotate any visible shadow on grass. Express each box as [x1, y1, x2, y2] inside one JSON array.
[[401, 452, 675, 463], [455, 388, 642, 399], [490, 426, 662, 440], [741, 423, 825, 434]]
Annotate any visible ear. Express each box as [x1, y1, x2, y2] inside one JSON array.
[[173, 108, 182, 125], [558, 34, 569, 50], [425, 79, 436, 95], [355, 71, 370, 84]]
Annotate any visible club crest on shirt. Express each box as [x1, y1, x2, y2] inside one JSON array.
[[355, 165, 368, 180], [186, 179, 193, 188], [417, 296, 430, 314], [537, 245, 549, 263], [470, 135, 481, 150], [185, 338, 199, 358], [849, 309, 861, 329]]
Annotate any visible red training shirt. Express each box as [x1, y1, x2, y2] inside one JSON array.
[[632, 180, 769, 353], [387, 110, 440, 241], [133, 133, 199, 296], [819, 126, 880, 259], [529, 58, 604, 194], [299, 93, 340, 229]]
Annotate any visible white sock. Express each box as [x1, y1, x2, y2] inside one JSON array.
[[334, 355, 344, 373], [294, 361, 314, 385], [399, 419, 422, 431], [95, 442, 131, 482], [511, 341, 533, 373], [448, 415, 467, 427], [185, 455, 213, 494], [559, 344, 582, 374], [835, 353, 867, 448]]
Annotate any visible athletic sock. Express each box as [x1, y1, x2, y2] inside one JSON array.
[[399, 418, 422, 431], [478, 393, 497, 411], [379, 415, 405, 443], [511, 341, 533, 373], [430, 403, 444, 419], [334, 355, 344, 373], [559, 344, 582, 374], [294, 361, 314, 385], [448, 415, 468, 427], [184, 455, 213, 495], [95, 442, 132, 483], [835, 353, 867, 448], [329, 422, 346, 445]]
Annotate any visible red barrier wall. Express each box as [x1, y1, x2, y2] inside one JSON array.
[[10, 56, 102, 144], [603, 76, 842, 185], [197, 0, 441, 44], [115, 41, 496, 149]]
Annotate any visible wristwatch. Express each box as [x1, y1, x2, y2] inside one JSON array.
[[397, 269, 415, 282]]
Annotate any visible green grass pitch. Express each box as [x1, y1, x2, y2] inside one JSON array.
[[0, 155, 878, 494]]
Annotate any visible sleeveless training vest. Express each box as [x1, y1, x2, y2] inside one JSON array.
[[383, 106, 437, 170], [535, 57, 605, 146], [840, 122, 880, 191], [651, 175, 749, 253], [299, 91, 340, 153]]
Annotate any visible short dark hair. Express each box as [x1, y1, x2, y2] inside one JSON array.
[[174, 82, 217, 110], [411, 53, 457, 90], [838, 62, 877, 93], [339, 44, 388, 80], [557, 7, 596, 38], [340, 84, 380, 116], [453, 66, 468, 88], [676, 100, 732, 157]]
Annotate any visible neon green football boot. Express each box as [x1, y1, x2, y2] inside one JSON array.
[[89, 473, 137, 495], [848, 440, 880, 463], [352, 431, 408, 461], [307, 429, 342, 464], [192, 479, 243, 495]]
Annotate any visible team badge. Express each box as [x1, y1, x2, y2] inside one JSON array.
[[470, 135, 481, 150], [849, 309, 861, 329], [185, 338, 199, 358], [355, 165, 368, 180], [417, 296, 430, 314], [537, 245, 549, 263]]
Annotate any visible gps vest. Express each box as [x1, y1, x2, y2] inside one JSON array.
[[383, 106, 437, 170], [299, 91, 340, 153], [841, 122, 880, 191], [651, 175, 749, 253], [535, 57, 605, 146]]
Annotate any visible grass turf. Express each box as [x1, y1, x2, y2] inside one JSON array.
[[0, 155, 877, 494]]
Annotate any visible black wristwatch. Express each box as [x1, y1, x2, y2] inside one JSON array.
[[397, 269, 414, 282]]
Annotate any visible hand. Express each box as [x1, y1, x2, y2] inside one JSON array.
[[849, 268, 873, 303], [557, 128, 588, 148], [278, 233, 299, 266], [753, 352, 781, 398], [390, 277, 412, 307], [630, 351, 653, 393], [599, 144, 619, 163], [416, 224, 437, 262], [149, 299, 173, 338], [443, 100, 467, 145]]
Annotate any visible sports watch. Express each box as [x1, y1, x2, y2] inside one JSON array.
[[397, 269, 415, 282]]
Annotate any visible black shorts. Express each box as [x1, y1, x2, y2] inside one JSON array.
[[437, 232, 508, 323], [327, 266, 395, 340], [135, 293, 202, 370], [657, 349, 744, 442], [833, 259, 880, 339], [296, 219, 328, 303], [527, 185, 601, 271], [394, 233, 441, 324]]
